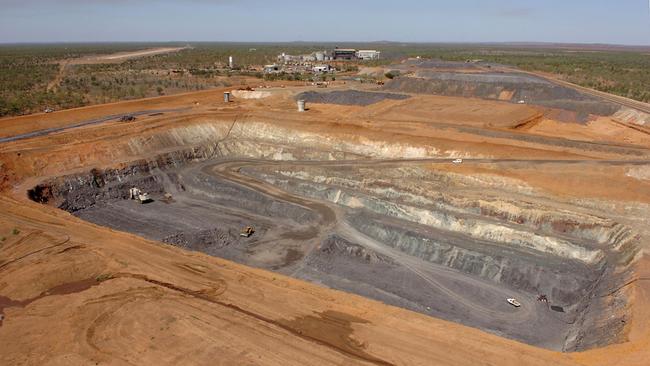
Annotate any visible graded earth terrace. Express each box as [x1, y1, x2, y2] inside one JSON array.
[[1, 60, 650, 366]]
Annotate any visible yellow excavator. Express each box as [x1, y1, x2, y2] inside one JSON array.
[[240, 226, 255, 238]]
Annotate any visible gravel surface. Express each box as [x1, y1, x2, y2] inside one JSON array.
[[297, 90, 410, 106]]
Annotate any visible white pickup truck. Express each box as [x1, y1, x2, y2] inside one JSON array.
[[507, 298, 521, 307]]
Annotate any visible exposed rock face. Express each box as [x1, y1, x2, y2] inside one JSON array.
[[26, 126, 639, 352]]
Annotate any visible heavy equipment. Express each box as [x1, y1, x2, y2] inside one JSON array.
[[507, 298, 521, 307], [119, 115, 137, 122], [129, 188, 153, 204], [537, 294, 548, 303], [240, 226, 255, 238]]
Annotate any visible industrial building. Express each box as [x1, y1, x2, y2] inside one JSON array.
[[278, 51, 331, 64], [356, 50, 381, 60], [277, 48, 381, 64], [267, 47, 379, 75], [332, 48, 358, 60]]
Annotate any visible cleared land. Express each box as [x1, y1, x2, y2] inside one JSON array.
[[3, 43, 650, 119], [91, 47, 188, 61], [46, 47, 190, 92], [1, 61, 649, 365]]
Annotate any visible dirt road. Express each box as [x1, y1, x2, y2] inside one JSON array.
[[64, 46, 189, 65], [0, 108, 190, 143], [44, 47, 189, 91], [46, 60, 69, 92], [98, 47, 188, 61]]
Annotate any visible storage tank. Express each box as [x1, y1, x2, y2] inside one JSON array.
[[297, 100, 306, 112], [224, 92, 231, 103]]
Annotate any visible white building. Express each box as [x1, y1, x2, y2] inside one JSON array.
[[312, 65, 334, 74], [356, 50, 381, 61]]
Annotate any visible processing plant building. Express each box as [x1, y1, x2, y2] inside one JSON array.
[[356, 50, 381, 60]]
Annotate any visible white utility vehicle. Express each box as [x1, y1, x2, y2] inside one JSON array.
[[507, 298, 521, 307], [452, 158, 463, 164]]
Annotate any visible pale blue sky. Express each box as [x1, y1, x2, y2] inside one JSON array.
[[1, 0, 649, 44]]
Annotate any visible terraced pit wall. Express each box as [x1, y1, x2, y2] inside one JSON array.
[[25, 120, 639, 351], [243, 163, 638, 350]]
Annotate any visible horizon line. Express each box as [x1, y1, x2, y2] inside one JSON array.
[[1, 40, 650, 48]]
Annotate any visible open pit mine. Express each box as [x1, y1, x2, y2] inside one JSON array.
[[1, 61, 650, 365]]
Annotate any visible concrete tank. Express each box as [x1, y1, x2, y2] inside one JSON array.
[[224, 92, 231, 103], [297, 100, 306, 112]]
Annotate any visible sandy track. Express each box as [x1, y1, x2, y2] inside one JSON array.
[[46, 60, 69, 92], [43, 47, 188, 91], [99, 47, 187, 61], [67, 47, 188, 65]]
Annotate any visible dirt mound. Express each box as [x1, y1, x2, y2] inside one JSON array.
[[297, 90, 410, 106]]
